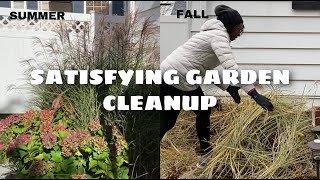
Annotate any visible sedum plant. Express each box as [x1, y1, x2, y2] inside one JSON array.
[[0, 97, 129, 179]]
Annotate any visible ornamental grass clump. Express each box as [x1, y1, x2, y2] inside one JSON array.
[[161, 90, 315, 179], [19, 9, 160, 178]]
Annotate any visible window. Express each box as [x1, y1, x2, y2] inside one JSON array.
[[27, 1, 38, 10], [292, 1, 320, 10], [85, 1, 125, 15], [0, 1, 38, 10], [72, 1, 84, 13], [0, 1, 10, 8], [86, 1, 109, 14], [112, 1, 124, 16]]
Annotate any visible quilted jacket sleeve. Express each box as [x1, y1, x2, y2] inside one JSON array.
[[210, 30, 255, 93]]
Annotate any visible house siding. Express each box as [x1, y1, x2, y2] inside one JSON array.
[[160, 1, 320, 108], [134, 1, 160, 25]]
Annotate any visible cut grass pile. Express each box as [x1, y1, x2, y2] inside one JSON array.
[[161, 91, 316, 179]]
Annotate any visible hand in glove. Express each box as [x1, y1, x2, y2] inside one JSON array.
[[248, 89, 274, 111], [226, 85, 241, 104]]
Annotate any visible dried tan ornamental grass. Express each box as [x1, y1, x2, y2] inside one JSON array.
[[161, 90, 315, 179]]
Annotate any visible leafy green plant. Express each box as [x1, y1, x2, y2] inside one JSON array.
[[0, 106, 129, 179]]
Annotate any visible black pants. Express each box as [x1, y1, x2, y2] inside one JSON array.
[[160, 82, 212, 154]]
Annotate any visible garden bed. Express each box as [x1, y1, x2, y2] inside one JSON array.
[[0, 106, 128, 179], [161, 91, 317, 179]]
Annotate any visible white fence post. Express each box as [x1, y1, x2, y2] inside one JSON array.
[[89, 10, 96, 53]]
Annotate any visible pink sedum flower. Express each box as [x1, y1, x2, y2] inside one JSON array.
[[23, 110, 36, 122], [40, 109, 57, 149], [42, 132, 57, 149], [88, 119, 102, 132], [6, 134, 31, 155], [61, 131, 90, 157], [0, 114, 21, 134], [92, 137, 108, 152]]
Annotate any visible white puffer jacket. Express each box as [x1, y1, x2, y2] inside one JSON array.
[[160, 19, 255, 93]]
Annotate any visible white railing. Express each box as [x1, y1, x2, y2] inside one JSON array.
[[0, 7, 128, 35], [0, 7, 92, 33]]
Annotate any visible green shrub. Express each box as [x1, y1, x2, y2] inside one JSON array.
[[0, 107, 129, 179]]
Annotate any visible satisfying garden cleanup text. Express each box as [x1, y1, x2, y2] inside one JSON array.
[[30, 69, 290, 111]]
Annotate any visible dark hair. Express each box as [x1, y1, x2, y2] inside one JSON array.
[[215, 5, 243, 33]]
